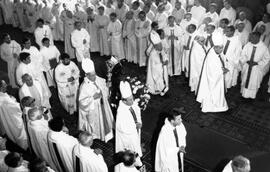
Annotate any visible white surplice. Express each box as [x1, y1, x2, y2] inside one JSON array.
[[190, 5, 206, 25], [71, 28, 90, 62], [0, 92, 28, 150], [219, 7, 236, 25], [72, 144, 108, 172], [116, 101, 142, 157], [86, 14, 100, 52], [0, 40, 21, 88], [34, 25, 54, 48], [123, 18, 136, 62], [115, 3, 129, 23], [40, 45, 60, 87], [78, 77, 114, 142], [155, 118, 186, 172], [240, 41, 270, 98], [204, 11, 219, 26], [196, 48, 228, 112], [27, 118, 57, 171], [55, 62, 80, 114], [235, 30, 249, 48], [47, 131, 78, 172]]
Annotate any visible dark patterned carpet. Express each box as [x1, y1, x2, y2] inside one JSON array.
[[1, 24, 270, 172]]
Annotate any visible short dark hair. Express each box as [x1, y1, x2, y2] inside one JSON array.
[[22, 37, 31, 44], [227, 25, 235, 32], [2, 33, 9, 40], [29, 158, 48, 172], [48, 117, 64, 132], [19, 52, 30, 62], [110, 12, 117, 18], [220, 18, 229, 25], [188, 24, 197, 30], [4, 152, 22, 168], [167, 108, 184, 121], [60, 53, 70, 60], [132, 1, 140, 6], [138, 11, 146, 16], [151, 21, 158, 29], [156, 29, 164, 36], [251, 31, 261, 38], [36, 18, 44, 24], [122, 150, 137, 167], [41, 37, 50, 44]]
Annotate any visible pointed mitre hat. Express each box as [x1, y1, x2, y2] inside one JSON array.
[[82, 58, 95, 73], [120, 81, 132, 99]]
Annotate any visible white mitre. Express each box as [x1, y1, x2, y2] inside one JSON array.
[[82, 58, 95, 73], [212, 31, 224, 46], [120, 81, 132, 99]]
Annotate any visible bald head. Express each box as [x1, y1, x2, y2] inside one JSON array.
[[78, 131, 93, 147]]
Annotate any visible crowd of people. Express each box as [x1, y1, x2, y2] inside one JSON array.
[[0, 0, 268, 171]]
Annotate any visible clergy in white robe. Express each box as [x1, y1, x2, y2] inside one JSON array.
[[154, 5, 168, 29], [171, 1, 186, 25], [190, 0, 206, 25], [134, 11, 151, 66], [96, 6, 110, 56], [51, 0, 64, 41], [27, 107, 57, 171], [163, 0, 173, 15], [189, 36, 207, 93], [40, 38, 60, 87], [114, 150, 142, 172], [204, 23, 216, 51], [196, 32, 228, 113], [86, 7, 99, 52], [123, 11, 136, 62], [155, 109, 187, 172], [19, 74, 51, 109], [143, 4, 155, 22], [219, 0, 236, 25], [234, 11, 252, 33], [71, 21, 90, 62], [0, 80, 28, 150], [78, 58, 114, 142], [24, 1, 40, 33], [115, 0, 129, 23], [107, 13, 125, 60], [146, 23, 167, 95], [74, 4, 88, 28], [164, 16, 184, 76], [0, 34, 21, 88], [179, 13, 198, 32], [253, 14, 270, 35], [39, 1, 54, 24], [182, 24, 197, 77], [72, 131, 108, 172], [116, 81, 142, 157], [131, 1, 141, 20], [55, 53, 80, 114], [222, 155, 251, 172], [1, 0, 14, 25], [240, 32, 270, 99], [235, 22, 249, 47], [13, 0, 25, 30], [223, 26, 242, 89], [61, 10, 76, 59], [204, 3, 219, 26], [48, 117, 79, 172], [34, 19, 54, 49]]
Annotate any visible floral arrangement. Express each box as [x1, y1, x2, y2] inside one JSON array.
[[123, 76, 151, 111]]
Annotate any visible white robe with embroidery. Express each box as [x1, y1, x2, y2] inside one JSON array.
[[0, 40, 21, 88], [196, 48, 228, 112], [0, 93, 28, 150], [71, 28, 90, 62], [155, 118, 186, 172]]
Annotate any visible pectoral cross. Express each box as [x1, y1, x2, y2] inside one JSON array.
[[171, 29, 175, 75], [245, 46, 257, 88], [44, 30, 48, 38]]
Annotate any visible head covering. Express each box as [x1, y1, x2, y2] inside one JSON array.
[[209, 3, 217, 7], [120, 81, 132, 99], [212, 32, 223, 46], [82, 58, 95, 73], [208, 22, 215, 27]]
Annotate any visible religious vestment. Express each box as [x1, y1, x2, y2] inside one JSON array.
[[27, 118, 57, 171], [146, 30, 167, 95], [172, 7, 186, 25], [223, 35, 242, 89], [123, 18, 136, 62], [0, 40, 21, 88], [55, 61, 80, 114], [179, 18, 198, 32], [134, 18, 151, 66], [114, 163, 139, 172], [72, 144, 108, 172], [1, 0, 14, 25], [13, 1, 25, 31], [24, 2, 41, 33], [164, 24, 184, 76], [78, 76, 114, 142], [96, 14, 110, 56], [107, 19, 125, 60], [182, 31, 197, 77], [154, 12, 168, 29], [47, 130, 78, 172], [146, 10, 155, 22], [204, 12, 219, 26], [51, 2, 64, 41], [196, 48, 228, 112], [253, 21, 270, 35], [131, 8, 141, 20], [222, 160, 233, 172], [234, 19, 252, 33], [235, 30, 249, 48], [71, 28, 90, 62], [155, 118, 186, 172], [189, 40, 206, 93], [219, 7, 236, 25], [61, 16, 76, 59], [40, 45, 60, 87], [39, 5, 54, 24], [19, 80, 51, 108], [190, 5, 206, 25], [116, 100, 142, 157], [86, 13, 100, 52], [163, 2, 173, 15], [74, 10, 88, 28], [240, 41, 270, 98], [0, 92, 28, 150]]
